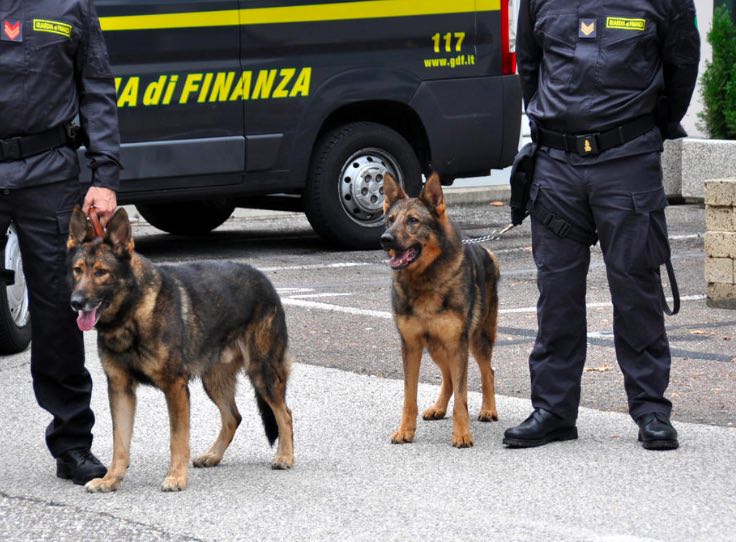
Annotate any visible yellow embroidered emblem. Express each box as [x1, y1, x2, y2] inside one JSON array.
[[606, 17, 646, 31], [33, 19, 73, 38], [584, 139, 593, 153], [580, 21, 596, 36]]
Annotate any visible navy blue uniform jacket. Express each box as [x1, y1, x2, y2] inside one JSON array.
[[517, 0, 700, 161], [0, 0, 120, 190]]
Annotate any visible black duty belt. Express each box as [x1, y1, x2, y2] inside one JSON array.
[[536, 115, 656, 156], [0, 124, 75, 162]]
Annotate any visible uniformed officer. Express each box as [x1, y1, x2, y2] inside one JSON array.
[[0, 1, 120, 481], [504, 0, 700, 450]]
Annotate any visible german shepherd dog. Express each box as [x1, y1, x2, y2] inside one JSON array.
[[66, 207, 294, 492], [380, 173, 500, 448]]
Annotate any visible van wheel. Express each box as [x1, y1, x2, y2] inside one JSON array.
[[136, 202, 234, 235], [0, 224, 31, 355], [304, 121, 422, 249]]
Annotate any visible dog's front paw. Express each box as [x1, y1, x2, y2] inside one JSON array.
[[452, 432, 474, 448], [161, 475, 188, 492], [478, 409, 499, 422], [193, 453, 221, 468], [390, 427, 415, 444], [422, 406, 446, 420], [85, 476, 119, 493], [271, 454, 294, 470]]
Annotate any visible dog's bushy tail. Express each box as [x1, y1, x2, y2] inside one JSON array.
[[255, 392, 279, 446]]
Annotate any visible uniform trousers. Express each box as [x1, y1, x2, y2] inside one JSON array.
[[529, 148, 673, 421], [0, 179, 94, 457]]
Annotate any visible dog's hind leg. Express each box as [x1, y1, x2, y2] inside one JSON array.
[[253, 370, 294, 470], [246, 311, 294, 470], [194, 363, 242, 468], [247, 352, 294, 470], [472, 329, 499, 422], [423, 360, 452, 420], [161, 377, 191, 491]]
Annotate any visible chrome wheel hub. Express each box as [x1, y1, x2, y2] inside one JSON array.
[[5, 225, 29, 327], [339, 148, 401, 226]]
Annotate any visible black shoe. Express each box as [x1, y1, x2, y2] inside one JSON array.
[[637, 412, 679, 450], [503, 408, 578, 448], [56, 448, 107, 485]]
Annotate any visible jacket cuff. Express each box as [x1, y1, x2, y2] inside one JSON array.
[[90, 162, 120, 191], [661, 122, 688, 140]]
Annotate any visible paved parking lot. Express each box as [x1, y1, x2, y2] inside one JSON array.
[[1, 192, 734, 541]]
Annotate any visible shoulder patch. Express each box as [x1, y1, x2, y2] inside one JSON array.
[[2, 19, 23, 42], [33, 19, 73, 38], [606, 17, 646, 31], [579, 19, 597, 39]]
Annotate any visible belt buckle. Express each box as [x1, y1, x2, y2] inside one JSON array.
[[576, 134, 599, 156], [65, 123, 79, 140], [0, 137, 22, 161]]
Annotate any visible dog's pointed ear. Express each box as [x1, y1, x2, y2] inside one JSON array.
[[382, 173, 406, 214], [105, 207, 134, 256], [67, 206, 95, 250], [419, 172, 446, 215]]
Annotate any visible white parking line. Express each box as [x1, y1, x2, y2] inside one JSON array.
[[277, 288, 315, 294], [288, 293, 354, 299], [670, 234, 702, 240], [500, 295, 705, 314], [281, 295, 707, 319], [281, 298, 393, 319], [262, 262, 373, 272]]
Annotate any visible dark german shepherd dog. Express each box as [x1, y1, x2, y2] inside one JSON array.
[[380, 173, 500, 448], [66, 207, 294, 492]]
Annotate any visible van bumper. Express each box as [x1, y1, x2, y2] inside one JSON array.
[[409, 74, 522, 178]]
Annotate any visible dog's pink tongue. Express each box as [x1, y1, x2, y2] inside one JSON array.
[[390, 248, 416, 269], [76, 309, 98, 332], [390, 254, 404, 268]]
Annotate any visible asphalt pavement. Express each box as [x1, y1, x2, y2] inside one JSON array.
[[1, 189, 735, 541]]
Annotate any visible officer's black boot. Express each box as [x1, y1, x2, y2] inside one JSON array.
[[56, 448, 107, 485], [637, 412, 679, 451], [503, 408, 578, 448]]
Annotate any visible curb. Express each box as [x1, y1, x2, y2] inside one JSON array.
[[126, 185, 512, 226], [444, 185, 511, 206]]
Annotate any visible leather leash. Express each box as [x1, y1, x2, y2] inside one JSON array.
[[88, 207, 105, 239]]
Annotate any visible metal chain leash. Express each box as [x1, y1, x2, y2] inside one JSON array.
[[461, 223, 515, 245]]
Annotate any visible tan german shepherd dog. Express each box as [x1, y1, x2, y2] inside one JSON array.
[[66, 207, 294, 492], [380, 173, 500, 448]]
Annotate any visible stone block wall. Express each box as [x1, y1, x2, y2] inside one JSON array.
[[705, 179, 736, 309], [682, 139, 736, 200], [661, 139, 682, 199]]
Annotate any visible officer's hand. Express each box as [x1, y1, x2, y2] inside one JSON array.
[[83, 187, 117, 227], [511, 207, 528, 227]]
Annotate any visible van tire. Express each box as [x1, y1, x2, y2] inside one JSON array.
[[136, 202, 234, 235], [304, 121, 422, 249], [0, 225, 31, 355], [0, 287, 31, 355]]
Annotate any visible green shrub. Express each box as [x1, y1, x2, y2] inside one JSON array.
[[699, 5, 736, 139]]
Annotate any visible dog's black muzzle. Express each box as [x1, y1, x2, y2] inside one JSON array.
[[70, 292, 89, 312], [380, 232, 396, 251]]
